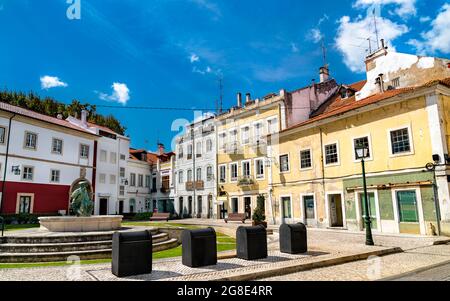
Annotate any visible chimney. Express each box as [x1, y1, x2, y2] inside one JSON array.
[[375, 73, 385, 93], [319, 65, 330, 83], [81, 110, 88, 127], [158, 143, 165, 155], [245, 93, 251, 104], [237, 92, 242, 107]]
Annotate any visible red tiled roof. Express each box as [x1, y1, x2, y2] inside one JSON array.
[[129, 148, 159, 164], [0, 102, 98, 136], [281, 77, 450, 134]]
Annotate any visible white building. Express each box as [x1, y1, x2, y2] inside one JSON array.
[[67, 111, 130, 216], [0, 103, 96, 215], [174, 115, 216, 219], [150, 144, 176, 215]]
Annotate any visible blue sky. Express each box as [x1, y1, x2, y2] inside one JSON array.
[[0, 0, 449, 151]]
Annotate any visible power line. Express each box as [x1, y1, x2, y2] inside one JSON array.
[[94, 104, 313, 111]]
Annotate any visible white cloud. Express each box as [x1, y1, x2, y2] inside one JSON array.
[[407, 4, 450, 55], [99, 82, 130, 105], [309, 28, 323, 43], [354, 0, 417, 17], [190, 0, 222, 20], [190, 53, 200, 63], [40, 76, 68, 90], [291, 43, 299, 53], [335, 15, 409, 72], [193, 66, 215, 75], [419, 16, 431, 23]]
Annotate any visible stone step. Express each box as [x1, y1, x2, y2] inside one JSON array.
[[0, 233, 170, 253], [0, 238, 180, 263], [3, 229, 159, 244]]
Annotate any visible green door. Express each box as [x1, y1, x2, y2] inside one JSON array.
[[359, 193, 377, 230], [396, 191, 420, 234]]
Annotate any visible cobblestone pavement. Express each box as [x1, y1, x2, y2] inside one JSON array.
[[390, 261, 450, 281], [261, 243, 450, 281]]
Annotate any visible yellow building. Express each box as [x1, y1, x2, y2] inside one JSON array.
[[215, 91, 288, 220], [268, 74, 450, 236]]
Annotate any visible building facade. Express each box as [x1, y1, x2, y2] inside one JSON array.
[[174, 115, 216, 219], [0, 103, 96, 215], [150, 144, 176, 215]]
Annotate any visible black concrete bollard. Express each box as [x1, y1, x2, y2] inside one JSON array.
[[236, 225, 267, 260], [112, 230, 153, 277], [182, 227, 217, 268], [279, 223, 307, 254]]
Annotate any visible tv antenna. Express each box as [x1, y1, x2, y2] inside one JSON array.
[[321, 39, 327, 67], [373, 7, 380, 49], [218, 76, 223, 114]]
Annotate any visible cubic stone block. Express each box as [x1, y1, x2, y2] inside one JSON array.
[[279, 223, 307, 254], [112, 230, 152, 277], [236, 225, 267, 260], [182, 228, 217, 268]]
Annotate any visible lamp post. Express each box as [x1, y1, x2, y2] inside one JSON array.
[[356, 145, 374, 246]]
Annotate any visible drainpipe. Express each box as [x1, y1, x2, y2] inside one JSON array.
[[191, 127, 196, 218], [319, 128, 326, 224], [0, 114, 16, 214]]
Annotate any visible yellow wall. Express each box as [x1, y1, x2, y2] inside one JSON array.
[[271, 95, 433, 224], [442, 95, 450, 152]]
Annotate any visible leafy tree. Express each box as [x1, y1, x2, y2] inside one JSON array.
[[0, 90, 126, 135]]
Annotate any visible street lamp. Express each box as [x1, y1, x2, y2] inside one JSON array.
[[356, 145, 375, 246]]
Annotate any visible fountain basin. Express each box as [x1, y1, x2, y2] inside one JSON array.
[[39, 216, 123, 232]]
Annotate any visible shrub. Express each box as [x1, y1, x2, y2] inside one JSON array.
[[252, 194, 266, 222], [131, 212, 153, 221]]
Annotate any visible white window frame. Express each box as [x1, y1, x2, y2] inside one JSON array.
[[240, 124, 251, 146], [354, 190, 381, 232], [110, 174, 116, 185], [80, 144, 90, 159], [138, 174, 144, 187], [254, 158, 265, 180], [299, 148, 313, 171], [229, 127, 238, 144], [129, 173, 136, 186], [219, 164, 227, 183], [145, 175, 151, 188], [50, 169, 60, 183], [178, 170, 184, 184], [99, 173, 106, 184], [266, 116, 279, 135], [323, 141, 340, 167], [279, 153, 290, 173], [100, 150, 108, 162], [16, 193, 34, 214], [110, 152, 117, 164], [352, 134, 374, 162], [280, 194, 294, 222], [22, 166, 34, 181], [253, 121, 265, 142], [387, 125, 415, 157], [300, 193, 317, 223], [206, 165, 214, 181], [51, 138, 63, 155], [218, 132, 227, 152], [24, 131, 38, 150], [229, 163, 238, 182], [0, 126, 7, 144], [325, 191, 347, 228], [119, 167, 126, 178], [241, 160, 251, 178], [206, 139, 213, 152]]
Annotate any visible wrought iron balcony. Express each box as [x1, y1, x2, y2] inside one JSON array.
[[237, 176, 256, 187]]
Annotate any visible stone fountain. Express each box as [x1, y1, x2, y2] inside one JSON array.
[[38, 180, 122, 232]]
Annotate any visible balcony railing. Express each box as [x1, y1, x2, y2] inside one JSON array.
[[186, 181, 205, 191], [226, 142, 241, 155], [160, 187, 169, 193], [237, 176, 256, 187]]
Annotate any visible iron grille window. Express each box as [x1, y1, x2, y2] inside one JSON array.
[[390, 128, 411, 154]]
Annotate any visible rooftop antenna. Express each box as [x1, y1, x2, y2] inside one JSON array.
[[373, 7, 380, 49], [218, 76, 223, 114], [367, 38, 373, 54], [321, 39, 327, 67]]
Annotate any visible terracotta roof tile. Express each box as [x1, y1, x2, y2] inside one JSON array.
[[0, 101, 98, 136]]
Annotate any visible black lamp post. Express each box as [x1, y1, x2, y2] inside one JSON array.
[[356, 145, 375, 246]]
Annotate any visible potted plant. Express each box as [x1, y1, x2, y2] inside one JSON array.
[[252, 194, 267, 228]]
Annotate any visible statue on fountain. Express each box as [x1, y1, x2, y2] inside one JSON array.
[[70, 180, 94, 217]]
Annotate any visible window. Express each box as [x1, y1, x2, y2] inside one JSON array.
[[80, 144, 89, 159], [22, 166, 34, 181], [24, 132, 37, 149], [162, 176, 170, 190], [207, 166, 213, 181], [130, 173, 136, 186], [120, 167, 125, 178], [390, 128, 411, 155], [187, 144, 193, 159], [255, 159, 264, 179], [178, 146, 184, 158], [282, 196, 292, 219], [196, 167, 202, 181], [50, 170, 60, 183], [230, 129, 238, 143], [325, 143, 339, 165], [110, 152, 117, 164], [300, 149, 312, 169], [206, 139, 213, 152], [110, 175, 116, 185], [152, 177, 157, 191], [145, 199, 151, 212], [241, 126, 250, 145], [51, 138, 63, 154], [187, 169, 193, 182], [303, 195, 315, 220], [119, 186, 125, 196], [230, 163, 238, 181], [231, 198, 239, 213], [0, 127, 6, 144], [280, 155, 290, 173], [138, 174, 144, 187], [354, 137, 371, 160], [129, 199, 136, 213], [254, 122, 264, 142], [219, 133, 227, 151], [18, 195, 32, 214], [267, 118, 278, 135], [219, 165, 226, 183], [392, 77, 400, 88], [120, 154, 126, 160], [99, 173, 106, 184], [242, 161, 251, 177], [196, 142, 202, 158], [100, 150, 107, 162], [178, 171, 184, 184], [396, 191, 419, 223], [145, 175, 151, 188]]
